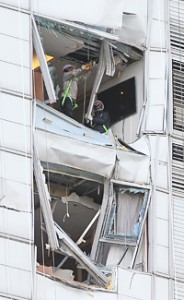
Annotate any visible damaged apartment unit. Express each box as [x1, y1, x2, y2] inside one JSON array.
[[0, 0, 184, 299]]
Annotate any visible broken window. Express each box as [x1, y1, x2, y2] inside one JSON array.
[[91, 183, 151, 272], [104, 187, 148, 241], [32, 15, 142, 125], [32, 14, 149, 288], [33, 136, 109, 285]]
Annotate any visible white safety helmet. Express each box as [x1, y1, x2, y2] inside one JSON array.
[[93, 100, 104, 111], [63, 64, 75, 72]]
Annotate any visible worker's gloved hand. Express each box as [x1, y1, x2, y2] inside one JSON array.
[[81, 61, 96, 71], [81, 64, 92, 70], [85, 114, 93, 124]]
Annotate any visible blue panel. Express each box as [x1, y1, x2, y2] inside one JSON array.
[[35, 102, 115, 147]]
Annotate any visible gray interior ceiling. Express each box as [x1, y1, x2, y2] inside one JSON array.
[[35, 16, 143, 64]]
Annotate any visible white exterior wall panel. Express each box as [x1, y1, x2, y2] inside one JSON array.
[[0, 34, 30, 67], [154, 191, 169, 275], [149, 136, 168, 162], [150, 0, 167, 48], [144, 52, 167, 133], [0, 120, 31, 154], [155, 245, 169, 274], [0, 237, 32, 271], [0, 7, 31, 96], [148, 136, 170, 275], [149, 52, 166, 79], [149, 79, 166, 106], [149, 136, 169, 190], [0, 178, 32, 212], [145, 105, 165, 131], [36, 273, 117, 300], [155, 161, 169, 190], [32, 0, 124, 29], [0, 0, 30, 10], [150, 21, 166, 48], [156, 219, 169, 247], [1, 151, 31, 184], [153, 276, 169, 300], [0, 7, 29, 40], [155, 190, 169, 221], [123, 0, 147, 16], [0, 150, 32, 239], [0, 61, 31, 96], [117, 268, 152, 300], [152, 0, 165, 21], [0, 207, 32, 240], [0, 93, 31, 126], [153, 189, 169, 274], [0, 265, 32, 299], [0, 6, 34, 300]]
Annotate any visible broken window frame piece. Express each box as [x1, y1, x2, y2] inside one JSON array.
[[33, 131, 59, 250], [90, 180, 113, 262], [100, 186, 150, 246], [41, 161, 104, 185], [90, 180, 151, 268], [53, 209, 101, 273], [54, 222, 109, 286], [85, 41, 115, 121], [76, 209, 101, 246], [130, 189, 151, 269], [32, 17, 56, 104]]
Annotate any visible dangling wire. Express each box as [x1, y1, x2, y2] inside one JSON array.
[[82, 77, 87, 124], [63, 201, 70, 222]]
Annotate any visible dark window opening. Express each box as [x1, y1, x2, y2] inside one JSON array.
[[98, 77, 136, 125], [34, 171, 103, 283]]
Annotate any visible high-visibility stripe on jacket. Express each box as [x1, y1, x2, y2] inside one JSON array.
[[102, 124, 108, 133], [92, 113, 109, 133], [61, 80, 73, 107]]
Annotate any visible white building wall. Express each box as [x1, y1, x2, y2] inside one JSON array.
[[0, 0, 30, 10], [0, 1, 177, 300], [140, 0, 172, 298], [36, 268, 171, 300], [117, 268, 152, 300], [0, 2, 34, 300], [36, 273, 117, 300], [32, 0, 124, 29]]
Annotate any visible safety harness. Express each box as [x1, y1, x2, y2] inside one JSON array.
[[102, 124, 108, 133], [61, 79, 78, 110], [92, 113, 109, 133]]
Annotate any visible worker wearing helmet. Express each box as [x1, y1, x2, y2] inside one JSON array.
[[60, 63, 92, 118], [91, 100, 110, 134]]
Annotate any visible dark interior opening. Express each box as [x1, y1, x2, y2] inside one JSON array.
[[98, 77, 136, 125], [34, 171, 103, 282]]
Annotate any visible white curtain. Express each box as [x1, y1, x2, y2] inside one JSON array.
[[105, 191, 144, 267], [116, 191, 143, 236]]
